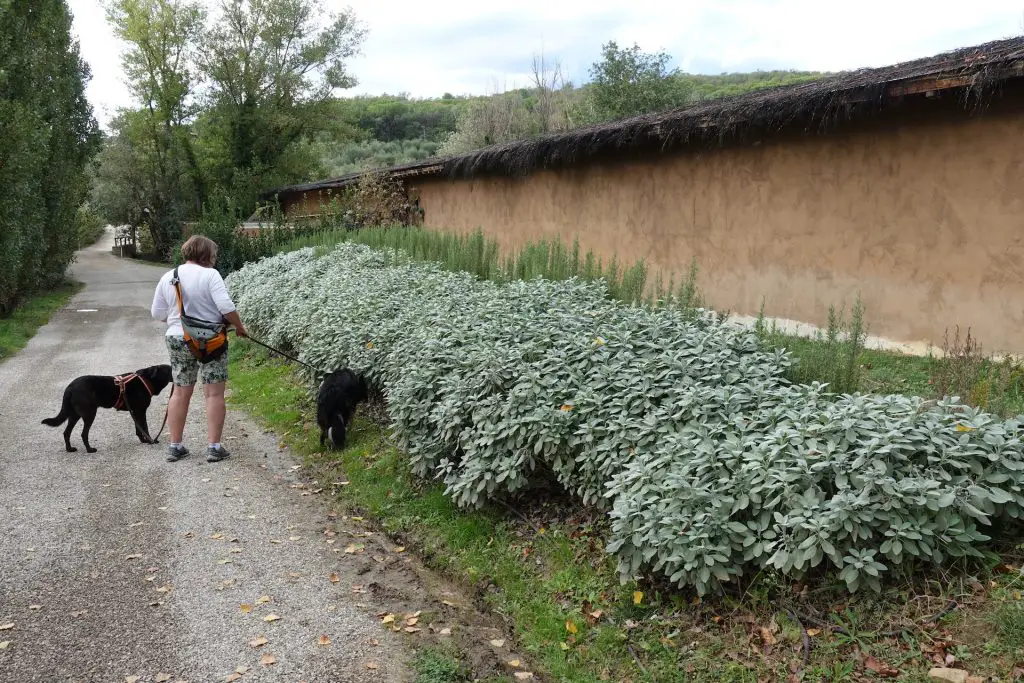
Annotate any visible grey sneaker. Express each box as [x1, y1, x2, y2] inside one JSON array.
[[207, 444, 231, 463], [166, 444, 190, 462]]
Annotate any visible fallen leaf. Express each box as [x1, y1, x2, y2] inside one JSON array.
[[28, 605, 40, 611], [230, 548, 242, 554], [240, 604, 253, 614], [318, 635, 331, 646], [514, 673, 534, 681], [439, 628, 451, 635], [263, 614, 281, 623], [865, 656, 899, 678], [217, 559, 232, 565], [508, 659, 521, 667], [126, 677, 141, 683], [256, 596, 271, 605], [807, 628, 822, 637], [259, 653, 276, 666], [394, 546, 405, 553], [270, 539, 282, 544], [366, 662, 378, 670], [352, 585, 366, 594], [406, 617, 419, 626], [404, 627, 422, 633], [250, 636, 269, 648], [225, 675, 242, 682], [235, 666, 249, 674], [490, 639, 505, 648], [560, 642, 570, 651], [289, 536, 301, 542], [157, 507, 168, 511], [329, 573, 340, 583], [155, 674, 172, 682], [381, 614, 396, 625], [759, 626, 777, 647], [0, 624, 13, 631], [0, 641, 9, 650], [125, 554, 142, 561], [633, 591, 644, 606], [209, 533, 224, 540], [565, 620, 578, 634]]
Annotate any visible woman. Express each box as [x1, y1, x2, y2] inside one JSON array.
[[150, 235, 248, 463]]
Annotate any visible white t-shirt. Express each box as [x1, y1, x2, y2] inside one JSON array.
[[151, 262, 237, 337]]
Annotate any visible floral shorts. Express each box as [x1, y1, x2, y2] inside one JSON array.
[[165, 335, 229, 386]]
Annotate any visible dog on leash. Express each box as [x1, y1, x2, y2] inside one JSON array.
[[42, 364, 173, 453], [316, 368, 369, 450]]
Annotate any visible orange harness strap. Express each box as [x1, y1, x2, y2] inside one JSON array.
[[113, 373, 154, 411]]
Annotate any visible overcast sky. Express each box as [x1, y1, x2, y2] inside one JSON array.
[[68, 0, 1024, 127]]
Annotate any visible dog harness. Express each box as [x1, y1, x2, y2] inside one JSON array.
[[113, 373, 154, 411]]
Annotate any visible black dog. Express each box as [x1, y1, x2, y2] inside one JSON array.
[[42, 364, 173, 453], [316, 369, 369, 450]]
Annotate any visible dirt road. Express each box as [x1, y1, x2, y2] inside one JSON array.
[[0, 232, 412, 682]]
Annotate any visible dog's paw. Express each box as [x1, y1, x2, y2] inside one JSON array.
[[86, 447, 98, 454], [66, 447, 78, 453]]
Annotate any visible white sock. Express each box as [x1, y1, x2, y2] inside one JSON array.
[[170, 442, 183, 449], [210, 442, 220, 450]]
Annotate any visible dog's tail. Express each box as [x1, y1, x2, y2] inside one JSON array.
[[41, 390, 72, 427]]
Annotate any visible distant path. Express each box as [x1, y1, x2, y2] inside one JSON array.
[[0, 230, 411, 682]]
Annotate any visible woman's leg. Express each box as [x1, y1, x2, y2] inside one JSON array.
[[203, 382, 226, 444], [168, 383, 195, 442], [165, 336, 198, 461], [200, 350, 231, 461]]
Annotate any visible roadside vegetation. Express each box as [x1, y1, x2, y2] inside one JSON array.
[[0, 281, 82, 361], [223, 234, 1024, 682]]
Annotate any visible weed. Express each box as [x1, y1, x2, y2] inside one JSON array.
[[757, 295, 867, 394], [929, 326, 1024, 417], [992, 602, 1024, 650], [413, 647, 469, 683]]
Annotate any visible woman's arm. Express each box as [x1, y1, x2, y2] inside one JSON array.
[[151, 277, 170, 322]]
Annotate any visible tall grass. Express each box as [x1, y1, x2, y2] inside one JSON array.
[[279, 226, 702, 312], [755, 295, 867, 394]]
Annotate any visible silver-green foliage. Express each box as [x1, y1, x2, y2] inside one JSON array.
[[228, 244, 1024, 595]]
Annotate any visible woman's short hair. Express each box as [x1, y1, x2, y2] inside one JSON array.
[[180, 235, 218, 267]]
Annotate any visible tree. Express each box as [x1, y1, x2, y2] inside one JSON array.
[[438, 51, 580, 156], [0, 0, 99, 311], [587, 41, 691, 121], [105, 0, 206, 256], [199, 0, 366, 212]]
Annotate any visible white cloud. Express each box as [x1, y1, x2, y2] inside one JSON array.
[[69, 0, 1024, 127]]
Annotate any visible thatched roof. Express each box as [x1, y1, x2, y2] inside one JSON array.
[[266, 36, 1024, 198]]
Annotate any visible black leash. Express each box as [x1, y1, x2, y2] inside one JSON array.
[[240, 333, 325, 374]]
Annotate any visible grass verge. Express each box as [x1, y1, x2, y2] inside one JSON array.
[[0, 280, 82, 361], [227, 342, 1024, 682]]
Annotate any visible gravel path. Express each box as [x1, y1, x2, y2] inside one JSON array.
[[0, 232, 412, 683]]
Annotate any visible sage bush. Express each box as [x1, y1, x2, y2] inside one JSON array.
[[228, 244, 1024, 595]]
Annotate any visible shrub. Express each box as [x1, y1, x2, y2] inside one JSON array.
[[228, 244, 1024, 596]]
